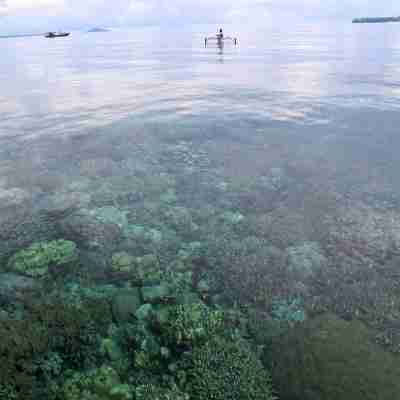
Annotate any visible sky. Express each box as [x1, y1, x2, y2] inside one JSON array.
[[1, 0, 399, 34]]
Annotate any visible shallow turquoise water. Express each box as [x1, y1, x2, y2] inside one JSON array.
[[2, 22, 400, 215]]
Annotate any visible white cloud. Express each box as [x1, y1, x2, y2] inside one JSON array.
[[1, 0, 66, 16], [1, 0, 400, 33], [0, 0, 8, 16]]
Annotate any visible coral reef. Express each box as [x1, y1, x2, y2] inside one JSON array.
[[62, 365, 133, 400], [187, 336, 275, 400], [134, 383, 189, 400], [162, 302, 224, 346], [0, 287, 113, 398], [4, 111, 400, 400], [202, 234, 288, 306], [6, 240, 78, 278], [111, 288, 142, 324], [0, 273, 37, 301], [59, 211, 122, 255], [271, 297, 306, 325], [266, 314, 400, 400]]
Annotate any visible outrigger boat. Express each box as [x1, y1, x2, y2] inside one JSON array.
[[45, 31, 70, 38], [205, 29, 237, 47]]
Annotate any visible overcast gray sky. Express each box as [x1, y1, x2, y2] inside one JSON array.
[[1, 0, 399, 33]]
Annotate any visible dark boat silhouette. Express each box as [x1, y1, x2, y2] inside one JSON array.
[[45, 32, 70, 38]]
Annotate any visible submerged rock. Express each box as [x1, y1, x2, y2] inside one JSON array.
[[267, 313, 400, 400], [0, 273, 37, 300], [141, 284, 172, 304], [111, 288, 142, 324], [135, 303, 154, 321]]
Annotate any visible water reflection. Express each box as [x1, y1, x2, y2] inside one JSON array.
[[1, 22, 400, 141]]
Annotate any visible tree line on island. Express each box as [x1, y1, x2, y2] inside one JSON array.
[[352, 16, 400, 23]]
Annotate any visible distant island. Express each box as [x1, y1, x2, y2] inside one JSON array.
[[0, 33, 43, 39], [352, 17, 400, 23], [87, 27, 110, 33]]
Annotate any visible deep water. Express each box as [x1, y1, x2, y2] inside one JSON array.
[[1, 22, 400, 399]]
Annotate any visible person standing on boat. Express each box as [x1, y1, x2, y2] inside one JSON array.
[[205, 29, 237, 47], [205, 28, 223, 47], [216, 28, 224, 43]]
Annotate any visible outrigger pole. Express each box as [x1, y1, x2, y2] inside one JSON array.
[[204, 37, 238, 47]]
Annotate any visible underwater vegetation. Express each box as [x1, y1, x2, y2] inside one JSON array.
[[267, 314, 400, 400], [2, 121, 400, 399], [0, 293, 112, 399], [6, 239, 77, 278], [61, 365, 133, 400], [0, 239, 276, 400], [187, 336, 274, 400]]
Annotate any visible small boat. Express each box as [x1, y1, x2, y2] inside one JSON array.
[[45, 32, 70, 38]]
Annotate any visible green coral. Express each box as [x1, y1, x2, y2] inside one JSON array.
[[135, 383, 189, 400], [100, 337, 129, 373], [7, 239, 78, 278], [136, 255, 162, 284], [111, 252, 162, 284], [164, 302, 224, 346], [133, 349, 162, 371], [187, 337, 275, 400], [111, 252, 137, 274], [62, 365, 133, 400], [34, 351, 64, 380], [101, 338, 122, 361], [0, 384, 17, 400], [121, 321, 163, 372]]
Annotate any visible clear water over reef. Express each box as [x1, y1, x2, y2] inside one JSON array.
[[1, 22, 400, 399]]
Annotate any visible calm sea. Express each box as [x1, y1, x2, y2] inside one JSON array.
[[2, 22, 400, 142]]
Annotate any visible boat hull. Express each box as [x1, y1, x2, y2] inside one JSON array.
[[45, 32, 70, 38]]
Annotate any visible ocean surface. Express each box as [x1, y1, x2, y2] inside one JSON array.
[[2, 22, 400, 141], [2, 21, 400, 399]]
